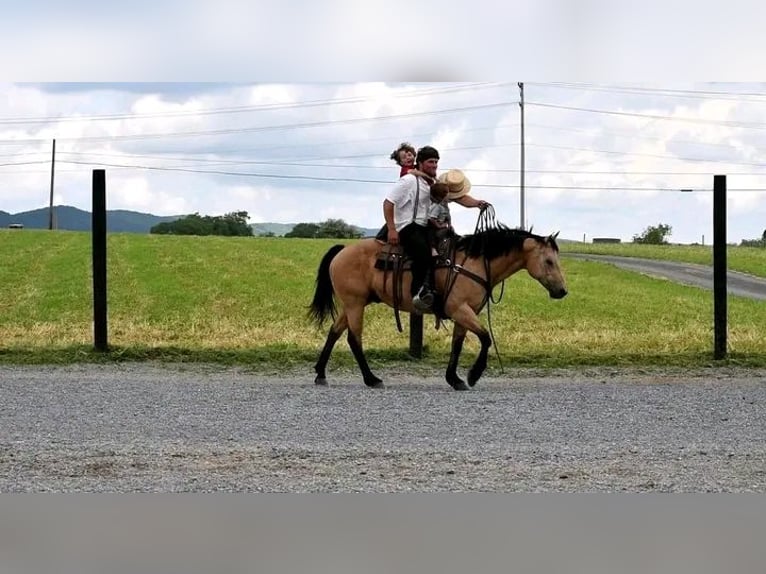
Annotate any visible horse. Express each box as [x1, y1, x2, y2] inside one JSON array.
[[308, 222, 568, 391]]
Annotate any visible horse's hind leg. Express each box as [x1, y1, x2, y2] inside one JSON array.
[[314, 313, 348, 386], [450, 304, 492, 389], [345, 302, 384, 389]]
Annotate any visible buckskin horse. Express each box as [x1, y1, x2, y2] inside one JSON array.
[[308, 213, 568, 390]]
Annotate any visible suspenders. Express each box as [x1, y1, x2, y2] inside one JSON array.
[[410, 177, 421, 223]]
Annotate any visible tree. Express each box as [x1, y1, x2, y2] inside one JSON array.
[[150, 211, 254, 237], [285, 222, 320, 238], [215, 211, 253, 236], [633, 223, 672, 245], [316, 218, 363, 239], [285, 219, 364, 239]]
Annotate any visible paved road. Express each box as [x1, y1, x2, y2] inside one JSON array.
[[2, 363, 766, 492], [564, 253, 766, 300]]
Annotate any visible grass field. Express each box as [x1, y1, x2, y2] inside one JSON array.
[[1, 229, 765, 369]]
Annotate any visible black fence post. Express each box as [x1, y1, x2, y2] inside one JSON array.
[[713, 174, 727, 360], [92, 169, 108, 352], [409, 314, 423, 358]]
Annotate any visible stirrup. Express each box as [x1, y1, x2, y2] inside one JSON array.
[[412, 290, 434, 312]]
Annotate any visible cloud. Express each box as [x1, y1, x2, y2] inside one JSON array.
[[1, 81, 766, 243]]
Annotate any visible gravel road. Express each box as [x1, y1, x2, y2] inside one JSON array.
[[2, 363, 766, 492]]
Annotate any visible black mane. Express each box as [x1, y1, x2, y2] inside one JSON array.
[[455, 224, 559, 260]]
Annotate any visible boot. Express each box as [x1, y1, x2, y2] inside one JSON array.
[[412, 275, 434, 312]]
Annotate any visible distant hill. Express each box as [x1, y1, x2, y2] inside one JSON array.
[[0, 206, 183, 233], [251, 222, 298, 237], [1, 206, 382, 237], [357, 226, 382, 237]]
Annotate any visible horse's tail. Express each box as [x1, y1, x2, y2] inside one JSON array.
[[308, 244, 345, 327]]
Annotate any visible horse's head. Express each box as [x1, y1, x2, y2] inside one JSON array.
[[524, 231, 568, 299]]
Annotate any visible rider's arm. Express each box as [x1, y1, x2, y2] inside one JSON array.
[[383, 200, 399, 245], [383, 200, 396, 231], [453, 194, 487, 209], [383, 175, 415, 244]]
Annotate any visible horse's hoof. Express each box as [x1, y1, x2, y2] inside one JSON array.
[[467, 369, 483, 387], [365, 378, 384, 389], [448, 379, 470, 391], [315, 376, 328, 386]]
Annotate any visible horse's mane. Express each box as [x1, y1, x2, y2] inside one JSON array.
[[455, 224, 559, 261]]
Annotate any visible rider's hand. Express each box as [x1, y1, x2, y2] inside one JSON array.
[[387, 228, 399, 245], [478, 200, 489, 210]]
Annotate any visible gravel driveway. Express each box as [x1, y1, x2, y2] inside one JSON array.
[[2, 363, 766, 492]]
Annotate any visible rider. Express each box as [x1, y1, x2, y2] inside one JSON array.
[[435, 168, 489, 223], [389, 142, 416, 178], [393, 143, 488, 230], [383, 145, 439, 312]]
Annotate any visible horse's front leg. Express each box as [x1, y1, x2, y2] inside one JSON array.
[[450, 303, 492, 388], [446, 324, 469, 391]]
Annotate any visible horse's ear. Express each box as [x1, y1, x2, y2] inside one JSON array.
[[552, 231, 560, 240]]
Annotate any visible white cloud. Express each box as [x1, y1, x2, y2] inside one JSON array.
[[1, 81, 766, 243]]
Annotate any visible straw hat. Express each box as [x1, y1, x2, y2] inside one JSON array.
[[437, 169, 472, 201]]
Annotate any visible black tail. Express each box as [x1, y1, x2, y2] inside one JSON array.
[[308, 244, 345, 327]]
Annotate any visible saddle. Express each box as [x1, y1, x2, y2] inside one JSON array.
[[373, 227, 458, 332]]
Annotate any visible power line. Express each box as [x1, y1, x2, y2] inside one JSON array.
[[7, 162, 766, 178], [0, 160, 49, 167], [54, 160, 766, 192], [54, 141, 522, 168], [0, 82, 509, 125], [0, 101, 517, 144], [526, 101, 766, 130], [525, 122, 750, 152], [526, 82, 766, 103], [0, 123, 521, 162], [56, 159, 514, 185], [525, 142, 766, 168], [45, 122, 519, 161]]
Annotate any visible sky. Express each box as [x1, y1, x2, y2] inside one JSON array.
[[1, 0, 765, 245]]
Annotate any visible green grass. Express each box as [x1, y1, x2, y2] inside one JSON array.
[[1, 229, 765, 369], [561, 241, 766, 278]]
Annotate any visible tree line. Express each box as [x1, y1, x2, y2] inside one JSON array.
[[634, 223, 766, 246], [150, 212, 364, 239], [740, 229, 766, 248], [151, 211, 254, 236], [284, 219, 363, 238]]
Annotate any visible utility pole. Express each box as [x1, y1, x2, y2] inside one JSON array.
[[48, 138, 56, 230], [518, 82, 525, 230]]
